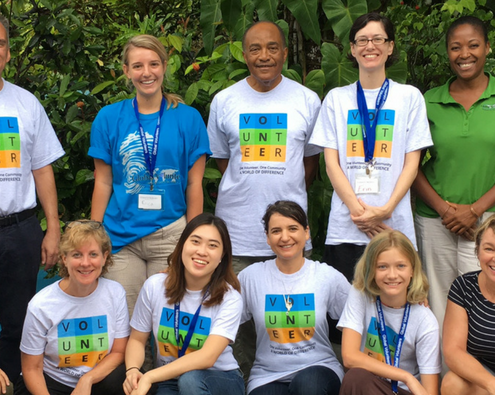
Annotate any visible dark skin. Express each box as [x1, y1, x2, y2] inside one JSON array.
[[413, 23, 495, 241]]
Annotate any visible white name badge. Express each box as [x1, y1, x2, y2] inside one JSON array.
[[138, 194, 162, 210], [355, 174, 380, 194]]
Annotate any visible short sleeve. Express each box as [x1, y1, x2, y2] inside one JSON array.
[[31, 100, 65, 169], [20, 302, 48, 355], [238, 270, 253, 324], [415, 311, 441, 375], [448, 275, 467, 309], [89, 106, 113, 164], [183, 105, 211, 170], [130, 278, 155, 333], [337, 286, 367, 334], [327, 269, 351, 321], [207, 95, 230, 159], [309, 90, 339, 150], [303, 95, 322, 157], [210, 289, 243, 343], [405, 88, 432, 153], [114, 284, 131, 338]]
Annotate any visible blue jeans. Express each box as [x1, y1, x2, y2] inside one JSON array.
[[249, 366, 341, 395], [156, 369, 245, 395], [0, 215, 43, 381]]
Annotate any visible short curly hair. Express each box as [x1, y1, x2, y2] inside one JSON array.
[[58, 220, 113, 278]]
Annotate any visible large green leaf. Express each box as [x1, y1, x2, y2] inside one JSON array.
[[75, 169, 94, 186], [322, 0, 367, 42], [283, 69, 302, 84], [185, 82, 199, 105], [221, 0, 243, 35], [233, 0, 255, 41], [91, 81, 115, 95], [367, 0, 381, 11], [204, 167, 222, 179], [201, 0, 222, 54], [321, 42, 358, 91], [281, 0, 321, 45], [59, 74, 71, 97], [305, 69, 325, 98], [276, 19, 290, 49], [254, 0, 279, 21], [229, 42, 245, 63], [167, 34, 183, 53], [386, 56, 408, 84]]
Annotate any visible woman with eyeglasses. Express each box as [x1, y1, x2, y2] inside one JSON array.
[[310, 12, 432, 282], [18, 220, 130, 395]]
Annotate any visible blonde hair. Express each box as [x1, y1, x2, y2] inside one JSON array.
[[59, 220, 113, 278], [122, 34, 184, 110], [475, 214, 495, 256], [353, 230, 428, 304]]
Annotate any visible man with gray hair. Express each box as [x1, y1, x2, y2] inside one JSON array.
[[0, 13, 64, 386], [207, 21, 321, 380], [207, 21, 321, 270]]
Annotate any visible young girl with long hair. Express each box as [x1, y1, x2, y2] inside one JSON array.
[[123, 213, 244, 395], [338, 230, 441, 395]]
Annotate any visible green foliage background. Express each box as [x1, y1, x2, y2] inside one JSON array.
[[2, 0, 495, 259]]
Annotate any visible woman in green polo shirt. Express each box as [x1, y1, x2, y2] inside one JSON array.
[[413, 15, 495, 327]]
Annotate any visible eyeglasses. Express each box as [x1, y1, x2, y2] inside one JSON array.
[[66, 220, 103, 230], [353, 37, 390, 47]]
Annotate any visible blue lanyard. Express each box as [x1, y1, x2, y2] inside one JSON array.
[[375, 296, 411, 395], [356, 79, 389, 164], [174, 290, 209, 358], [132, 97, 166, 191]]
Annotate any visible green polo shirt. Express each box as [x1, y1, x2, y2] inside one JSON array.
[[416, 73, 495, 218]]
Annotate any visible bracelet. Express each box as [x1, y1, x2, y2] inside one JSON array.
[[470, 205, 480, 218], [446, 201, 457, 209], [126, 367, 140, 373], [441, 204, 452, 218]]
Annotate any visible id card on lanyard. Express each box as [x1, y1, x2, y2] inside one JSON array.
[[174, 290, 210, 358], [375, 296, 411, 395], [354, 79, 389, 195], [134, 97, 166, 210]]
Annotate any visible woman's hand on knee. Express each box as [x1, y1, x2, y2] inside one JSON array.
[[132, 374, 152, 395], [124, 369, 143, 395], [0, 369, 9, 395]]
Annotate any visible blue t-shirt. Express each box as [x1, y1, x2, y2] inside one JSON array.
[[89, 99, 210, 252]]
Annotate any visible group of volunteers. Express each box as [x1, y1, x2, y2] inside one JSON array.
[[0, 5, 494, 395]]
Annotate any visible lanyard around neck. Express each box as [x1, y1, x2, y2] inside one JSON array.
[[132, 96, 166, 191], [356, 79, 389, 164], [375, 296, 411, 395], [174, 289, 209, 358]]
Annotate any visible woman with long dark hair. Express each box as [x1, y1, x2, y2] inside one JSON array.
[[123, 213, 244, 395]]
